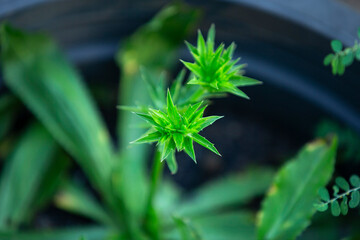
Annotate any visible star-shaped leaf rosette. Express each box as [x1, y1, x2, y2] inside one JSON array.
[[181, 24, 261, 99], [132, 90, 222, 174]]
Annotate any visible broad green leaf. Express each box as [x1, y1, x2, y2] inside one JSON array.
[[115, 3, 199, 220], [257, 138, 337, 240], [0, 226, 111, 240], [0, 123, 57, 230], [177, 168, 274, 217], [331, 40, 343, 53], [0, 24, 114, 193], [55, 181, 114, 226]]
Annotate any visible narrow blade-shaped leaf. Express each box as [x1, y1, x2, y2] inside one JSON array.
[[230, 76, 262, 87], [55, 181, 114, 226], [132, 131, 162, 144], [191, 133, 220, 156], [196, 116, 223, 131], [165, 152, 178, 174], [183, 137, 196, 163], [177, 168, 274, 217], [0, 123, 57, 230]]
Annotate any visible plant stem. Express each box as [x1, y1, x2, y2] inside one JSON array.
[[143, 148, 164, 239]]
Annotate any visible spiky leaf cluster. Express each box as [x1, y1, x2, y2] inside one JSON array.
[[181, 24, 261, 99], [132, 90, 222, 174], [324, 28, 360, 75], [315, 175, 360, 216]]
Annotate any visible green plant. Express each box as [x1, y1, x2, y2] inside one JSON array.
[[0, 3, 346, 240], [315, 175, 360, 216], [324, 28, 360, 75], [314, 30, 360, 222]]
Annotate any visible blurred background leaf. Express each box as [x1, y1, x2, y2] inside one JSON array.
[[176, 168, 274, 217], [54, 180, 114, 226], [0, 123, 58, 231], [0, 24, 115, 196]]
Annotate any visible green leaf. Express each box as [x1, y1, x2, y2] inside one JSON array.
[[183, 137, 196, 163], [357, 27, 360, 39], [197, 116, 223, 130], [55, 181, 114, 226], [161, 137, 176, 160], [167, 90, 181, 127], [319, 188, 330, 202], [340, 196, 349, 215], [230, 76, 262, 87], [173, 133, 184, 151], [350, 175, 360, 187], [335, 177, 350, 191], [342, 52, 354, 66], [257, 138, 337, 240], [0, 24, 115, 192], [356, 48, 360, 60], [330, 200, 341, 216], [314, 202, 328, 212], [172, 216, 202, 240], [165, 152, 178, 174], [331, 58, 339, 75], [331, 40, 343, 53], [324, 54, 335, 66], [206, 24, 215, 51], [188, 212, 255, 240], [191, 133, 220, 156], [0, 123, 57, 230], [177, 168, 274, 217], [132, 131, 162, 144], [223, 85, 250, 99], [349, 191, 360, 208]]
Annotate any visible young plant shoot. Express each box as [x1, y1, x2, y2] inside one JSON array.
[[128, 25, 260, 174]]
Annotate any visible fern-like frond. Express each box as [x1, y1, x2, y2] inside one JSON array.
[[315, 175, 360, 216]]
